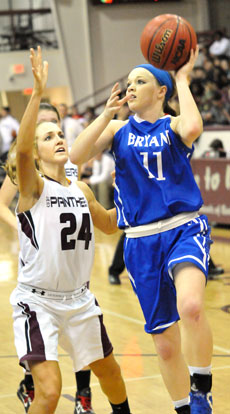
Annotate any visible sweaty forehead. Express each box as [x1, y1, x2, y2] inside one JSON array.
[[36, 121, 61, 137]]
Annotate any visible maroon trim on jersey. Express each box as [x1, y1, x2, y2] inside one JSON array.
[[18, 210, 39, 250], [18, 302, 46, 366]]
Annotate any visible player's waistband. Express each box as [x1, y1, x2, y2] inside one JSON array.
[[125, 211, 200, 238], [18, 282, 88, 300]]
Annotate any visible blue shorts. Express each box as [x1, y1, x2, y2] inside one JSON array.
[[124, 215, 212, 335]]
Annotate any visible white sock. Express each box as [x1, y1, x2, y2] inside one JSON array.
[[173, 396, 190, 409], [189, 365, 212, 376]]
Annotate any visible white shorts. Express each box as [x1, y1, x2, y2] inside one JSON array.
[[10, 285, 113, 372]]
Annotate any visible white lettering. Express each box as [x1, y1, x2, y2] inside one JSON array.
[[160, 130, 171, 145], [128, 133, 135, 145], [149, 136, 160, 147], [204, 167, 220, 191], [144, 134, 151, 147], [134, 135, 144, 146], [128, 132, 171, 147]]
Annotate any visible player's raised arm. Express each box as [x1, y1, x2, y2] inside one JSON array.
[[16, 47, 48, 208], [171, 46, 203, 147]]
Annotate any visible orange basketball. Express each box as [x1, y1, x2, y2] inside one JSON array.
[[140, 14, 197, 71]]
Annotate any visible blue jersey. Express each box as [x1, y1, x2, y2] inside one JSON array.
[[111, 115, 203, 228]]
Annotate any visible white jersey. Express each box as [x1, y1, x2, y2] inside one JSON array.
[[64, 151, 78, 183], [16, 177, 95, 292]]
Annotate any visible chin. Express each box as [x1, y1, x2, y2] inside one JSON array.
[[128, 101, 137, 111], [57, 155, 68, 164]]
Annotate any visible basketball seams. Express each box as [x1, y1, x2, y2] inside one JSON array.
[[161, 16, 180, 69], [181, 22, 192, 68]]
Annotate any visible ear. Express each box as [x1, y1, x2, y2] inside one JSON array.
[[158, 85, 167, 100]]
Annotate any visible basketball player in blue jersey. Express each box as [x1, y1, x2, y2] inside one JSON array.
[[8, 47, 132, 414], [70, 46, 213, 414], [1, 104, 96, 414]]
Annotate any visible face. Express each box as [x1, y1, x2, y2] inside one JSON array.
[[58, 104, 68, 119], [35, 122, 68, 167], [126, 68, 165, 113], [37, 109, 60, 127]]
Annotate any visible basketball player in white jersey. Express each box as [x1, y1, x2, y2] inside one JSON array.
[[8, 47, 132, 414], [1, 105, 95, 414]]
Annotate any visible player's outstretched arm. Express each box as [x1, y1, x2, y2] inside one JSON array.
[[77, 181, 117, 234]]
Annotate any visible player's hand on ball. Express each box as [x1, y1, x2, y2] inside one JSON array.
[[174, 45, 199, 81]]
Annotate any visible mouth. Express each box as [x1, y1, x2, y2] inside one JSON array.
[[55, 147, 66, 153], [129, 94, 136, 101]]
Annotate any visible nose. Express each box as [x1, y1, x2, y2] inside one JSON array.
[[127, 82, 134, 92], [56, 134, 64, 146]]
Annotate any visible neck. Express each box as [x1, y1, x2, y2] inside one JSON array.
[[136, 101, 165, 123], [41, 165, 68, 186]]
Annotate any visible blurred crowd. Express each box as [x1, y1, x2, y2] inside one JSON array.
[[171, 30, 230, 125]]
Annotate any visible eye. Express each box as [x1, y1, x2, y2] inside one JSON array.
[[137, 79, 145, 84], [127, 82, 131, 88], [44, 135, 51, 141], [59, 133, 65, 139]]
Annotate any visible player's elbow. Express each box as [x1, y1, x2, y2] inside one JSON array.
[[69, 150, 79, 165], [184, 121, 203, 143]]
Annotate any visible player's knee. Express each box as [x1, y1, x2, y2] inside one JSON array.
[[179, 296, 203, 323], [153, 334, 178, 361], [36, 383, 61, 411], [93, 357, 122, 382]]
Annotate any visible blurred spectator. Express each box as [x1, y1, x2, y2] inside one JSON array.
[[219, 57, 230, 80], [83, 106, 97, 127], [82, 151, 115, 209], [190, 80, 205, 107], [71, 103, 82, 119], [0, 106, 19, 187], [201, 90, 230, 125], [0, 106, 19, 162], [202, 138, 227, 158], [209, 30, 230, 58], [58, 103, 84, 148], [192, 66, 207, 81]]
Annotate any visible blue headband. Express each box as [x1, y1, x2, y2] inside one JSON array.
[[135, 64, 173, 101]]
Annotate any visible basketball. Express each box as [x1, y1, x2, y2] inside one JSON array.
[[140, 14, 197, 71]]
